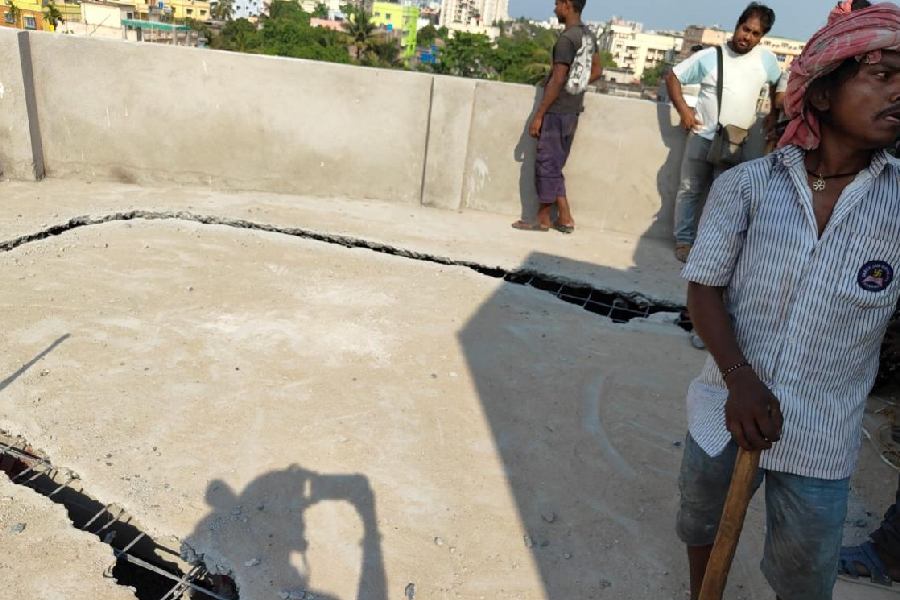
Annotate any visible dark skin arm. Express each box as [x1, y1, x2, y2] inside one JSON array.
[[665, 70, 700, 131], [530, 62, 569, 138], [688, 282, 783, 451], [589, 52, 602, 83], [764, 83, 779, 138]]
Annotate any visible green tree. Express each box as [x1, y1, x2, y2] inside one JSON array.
[[433, 32, 496, 79], [312, 2, 328, 18], [266, 0, 308, 22], [493, 35, 551, 84], [640, 62, 670, 87], [212, 18, 260, 52], [43, 1, 63, 29], [5, 0, 21, 28], [342, 6, 375, 61], [417, 23, 438, 48], [210, 0, 234, 21], [259, 13, 349, 63], [599, 50, 617, 69], [363, 36, 402, 68]]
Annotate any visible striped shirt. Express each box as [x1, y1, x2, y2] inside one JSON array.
[[682, 145, 900, 480]]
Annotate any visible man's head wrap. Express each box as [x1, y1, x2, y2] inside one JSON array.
[[778, 4, 900, 150]]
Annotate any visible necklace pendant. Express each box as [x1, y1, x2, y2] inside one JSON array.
[[813, 176, 826, 192]]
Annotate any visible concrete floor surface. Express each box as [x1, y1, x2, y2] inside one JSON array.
[[0, 180, 896, 600]]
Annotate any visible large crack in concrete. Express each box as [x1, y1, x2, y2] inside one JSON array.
[[0, 433, 238, 600], [0, 210, 690, 328]]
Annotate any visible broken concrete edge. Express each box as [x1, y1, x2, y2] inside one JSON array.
[[0, 429, 237, 600], [0, 210, 690, 329]]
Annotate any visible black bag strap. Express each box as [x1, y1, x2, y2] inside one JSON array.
[[715, 45, 724, 127]]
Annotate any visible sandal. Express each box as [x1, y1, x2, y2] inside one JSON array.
[[511, 220, 549, 232], [553, 222, 575, 234], [838, 541, 899, 591]]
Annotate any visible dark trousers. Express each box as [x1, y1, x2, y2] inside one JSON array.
[[535, 112, 579, 204], [872, 473, 900, 566]]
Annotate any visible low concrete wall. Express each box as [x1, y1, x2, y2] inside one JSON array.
[[3, 31, 771, 238], [461, 81, 689, 238], [26, 33, 432, 203], [0, 28, 43, 181]]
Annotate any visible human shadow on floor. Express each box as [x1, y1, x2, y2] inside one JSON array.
[[183, 465, 386, 600], [0, 333, 70, 393], [458, 251, 711, 598], [514, 86, 545, 223]]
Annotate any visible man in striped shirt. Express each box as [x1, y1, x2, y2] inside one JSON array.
[[676, 6, 900, 600]]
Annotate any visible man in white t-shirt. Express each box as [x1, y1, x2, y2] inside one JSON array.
[[665, 2, 782, 262]]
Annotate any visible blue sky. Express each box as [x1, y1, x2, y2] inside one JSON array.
[[509, 0, 864, 40]]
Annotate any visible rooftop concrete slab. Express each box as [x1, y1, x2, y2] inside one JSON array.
[[0, 184, 895, 599], [0, 179, 688, 305]]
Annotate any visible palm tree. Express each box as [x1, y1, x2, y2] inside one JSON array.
[[44, 1, 63, 30], [5, 0, 21, 28], [342, 6, 375, 61], [210, 0, 234, 21]]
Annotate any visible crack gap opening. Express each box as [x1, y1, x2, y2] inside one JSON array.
[[0, 438, 239, 600]]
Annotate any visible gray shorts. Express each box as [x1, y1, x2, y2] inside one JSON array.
[[677, 433, 850, 600]]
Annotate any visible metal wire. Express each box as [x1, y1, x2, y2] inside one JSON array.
[[0, 442, 232, 600]]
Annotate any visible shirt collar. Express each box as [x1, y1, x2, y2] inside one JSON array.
[[779, 144, 893, 180]]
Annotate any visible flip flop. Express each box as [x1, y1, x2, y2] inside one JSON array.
[[838, 542, 899, 591], [554, 223, 575, 234], [511, 220, 550, 232]]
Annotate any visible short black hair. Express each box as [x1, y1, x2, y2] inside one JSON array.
[[570, 0, 585, 13], [851, 0, 872, 10], [737, 2, 776, 34]]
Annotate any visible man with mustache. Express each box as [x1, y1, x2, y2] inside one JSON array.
[[676, 5, 900, 599], [666, 3, 782, 262]]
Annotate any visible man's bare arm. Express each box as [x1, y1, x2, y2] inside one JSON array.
[[665, 70, 698, 131], [589, 52, 602, 83], [529, 63, 569, 138], [688, 282, 783, 451]]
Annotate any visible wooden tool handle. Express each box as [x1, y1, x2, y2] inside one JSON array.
[[698, 448, 761, 600]]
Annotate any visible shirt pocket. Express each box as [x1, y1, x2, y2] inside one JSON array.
[[836, 235, 900, 309]]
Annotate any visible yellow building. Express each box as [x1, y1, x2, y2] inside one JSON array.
[[370, 1, 419, 58], [1, 0, 79, 31]]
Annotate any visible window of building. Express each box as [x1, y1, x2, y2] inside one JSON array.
[[127, 11, 134, 18], [24, 15, 36, 29], [200, 9, 206, 14], [186, 8, 192, 14], [4, 10, 14, 23]]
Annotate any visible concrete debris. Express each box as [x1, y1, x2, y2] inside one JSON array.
[[523, 534, 534, 548], [433, 536, 444, 546], [541, 511, 557, 524], [279, 590, 313, 600], [243, 558, 260, 567], [690, 333, 706, 350], [10, 522, 26, 534], [645, 311, 681, 325], [405, 582, 416, 599]]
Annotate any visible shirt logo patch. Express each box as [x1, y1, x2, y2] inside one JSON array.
[[857, 261, 894, 292]]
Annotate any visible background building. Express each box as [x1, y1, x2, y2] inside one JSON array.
[[371, 0, 420, 59], [597, 18, 683, 83], [439, 0, 507, 32]]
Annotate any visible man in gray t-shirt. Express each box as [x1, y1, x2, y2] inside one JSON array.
[[512, 0, 601, 234]]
